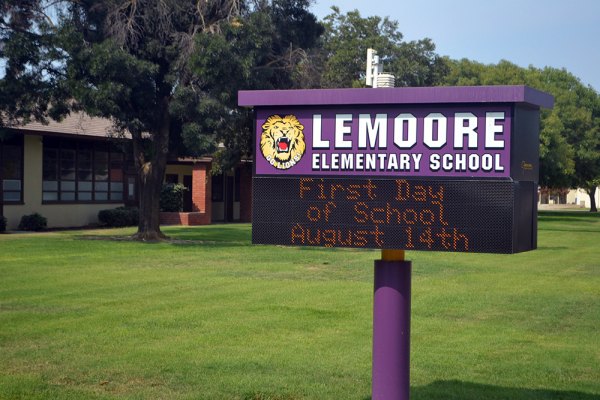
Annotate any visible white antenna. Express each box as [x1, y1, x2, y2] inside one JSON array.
[[366, 48, 393, 88], [366, 48, 380, 87]]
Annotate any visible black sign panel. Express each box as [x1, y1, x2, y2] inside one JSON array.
[[252, 177, 537, 254]]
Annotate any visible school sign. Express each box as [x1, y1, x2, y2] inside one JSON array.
[[239, 86, 554, 253]]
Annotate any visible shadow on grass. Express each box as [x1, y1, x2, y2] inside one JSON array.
[[538, 218, 599, 226], [536, 246, 569, 250], [538, 228, 600, 233], [243, 381, 600, 400], [538, 208, 600, 218], [163, 224, 252, 243], [73, 224, 253, 247], [538, 212, 600, 223], [406, 380, 600, 400]]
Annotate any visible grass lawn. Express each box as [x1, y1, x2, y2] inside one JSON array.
[[0, 211, 599, 400]]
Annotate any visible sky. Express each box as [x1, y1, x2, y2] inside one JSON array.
[[309, 0, 600, 91]]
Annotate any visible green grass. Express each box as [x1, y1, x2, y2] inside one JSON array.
[[0, 212, 599, 400]]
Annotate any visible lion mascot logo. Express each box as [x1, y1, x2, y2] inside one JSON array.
[[260, 114, 306, 170]]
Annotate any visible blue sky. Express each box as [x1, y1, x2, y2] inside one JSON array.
[[310, 0, 600, 91]]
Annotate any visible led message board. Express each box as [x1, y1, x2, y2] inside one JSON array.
[[252, 177, 536, 253], [239, 86, 553, 254]]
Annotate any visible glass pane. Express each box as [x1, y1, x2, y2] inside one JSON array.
[[94, 151, 109, 181], [3, 191, 21, 202], [94, 169, 108, 181], [95, 182, 108, 191], [128, 178, 135, 200], [110, 192, 123, 201], [3, 179, 21, 191], [78, 150, 92, 166], [78, 192, 92, 201], [61, 181, 76, 191], [60, 158, 76, 180], [2, 145, 22, 179], [43, 148, 58, 160], [43, 192, 58, 201], [79, 181, 92, 191], [78, 151, 92, 181], [43, 159, 58, 180], [78, 170, 93, 181], [110, 168, 123, 181], [110, 182, 123, 192], [61, 149, 75, 160], [109, 158, 123, 181], [60, 170, 76, 180], [95, 192, 108, 201], [61, 192, 75, 201], [43, 181, 58, 191]]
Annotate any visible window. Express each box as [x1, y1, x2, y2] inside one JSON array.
[[1, 135, 24, 203], [42, 138, 125, 203], [212, 173, 224, 202], [127, 176, 136, 202]]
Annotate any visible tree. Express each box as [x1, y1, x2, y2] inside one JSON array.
[[537, 68, 600, 212], [563, 84, 600, 212], [318, 7, 448, 88], [443, 59, 600, 212], [0, 1, 70, 125], [1, 0, 323, 239], [187, 0, 323, 169]]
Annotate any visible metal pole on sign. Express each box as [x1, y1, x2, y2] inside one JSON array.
[[372, 249, 411, 400]]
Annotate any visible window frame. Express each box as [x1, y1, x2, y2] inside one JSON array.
[[42, 137, 126, 204], [1, 135, 24, 204]]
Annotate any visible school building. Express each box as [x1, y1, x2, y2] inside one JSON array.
[[0, 113, 252, 230]]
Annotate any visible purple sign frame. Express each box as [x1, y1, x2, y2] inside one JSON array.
[[254, 105, 512, 178], [240, 85, 554, 181]]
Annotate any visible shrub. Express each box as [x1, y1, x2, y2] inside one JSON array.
[[98, 207, 139, 227], [160, 183, 187, 212], [0, 215, 7, 233], [18, 213, 47, 231]]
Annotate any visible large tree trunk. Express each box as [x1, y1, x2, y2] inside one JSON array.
[[133, 156, 168, 241], [131, 98, 171, 241], [587, 186, 598, 213]]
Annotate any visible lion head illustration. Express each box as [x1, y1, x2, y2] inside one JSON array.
[[260, 114, 306, 170]]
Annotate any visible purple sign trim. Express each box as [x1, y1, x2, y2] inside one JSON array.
[[239, 85, 554, 109], [255, 105, 512, 178]]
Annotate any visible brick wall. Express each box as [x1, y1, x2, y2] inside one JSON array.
[[192, 162, 211, 216], [159, 161, 212, 226], [160, 211, 210, 226]]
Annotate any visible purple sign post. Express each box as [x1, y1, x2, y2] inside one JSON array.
[[239, 86, 553, 400]]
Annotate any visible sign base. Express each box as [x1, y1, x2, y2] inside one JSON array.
[[373, 259, 412, 400]]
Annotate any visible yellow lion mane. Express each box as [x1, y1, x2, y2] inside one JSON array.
[[260, 114, 306, 169]]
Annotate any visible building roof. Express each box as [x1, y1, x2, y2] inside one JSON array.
[[14, 112, 125, 139], [6, 112, 215, 163]]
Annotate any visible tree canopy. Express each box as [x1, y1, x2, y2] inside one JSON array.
[[318, 6, 449, 88], [444, 59, 600, 211], [1, 0, 324, 238]]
